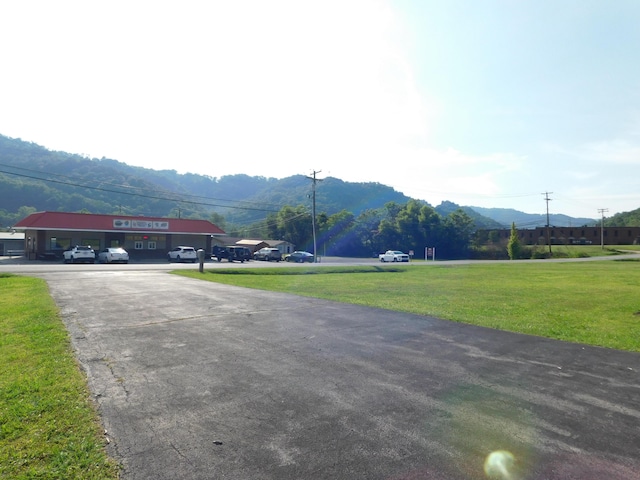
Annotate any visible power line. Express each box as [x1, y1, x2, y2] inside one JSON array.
[[0, 165, 282, 213]]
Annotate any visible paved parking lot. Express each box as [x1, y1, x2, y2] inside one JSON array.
[[25, 268, 640, 479]]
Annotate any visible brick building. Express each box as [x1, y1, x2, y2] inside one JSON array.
[[485, 226, 640, 246]]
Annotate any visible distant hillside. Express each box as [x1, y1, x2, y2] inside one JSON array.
[[0, 134, 413, 227], [605, 207, 640, 227], [435, 201, 503, 229], [469, 206, 598, 228], [3, 133, 622, 230]]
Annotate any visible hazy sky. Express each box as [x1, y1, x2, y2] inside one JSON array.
[[1, 1, 638, 218]]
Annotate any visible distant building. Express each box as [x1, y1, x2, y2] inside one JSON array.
[[0, 231, 25, 256], [480, 226, 640, 246], [12, 211, 225, 260], [212, 237, 295, 256]]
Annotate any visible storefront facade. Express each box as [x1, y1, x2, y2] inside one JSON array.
[[13, 211, 225, 260]]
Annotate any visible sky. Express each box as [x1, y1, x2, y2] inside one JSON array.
[[1, 1, 639, 219]]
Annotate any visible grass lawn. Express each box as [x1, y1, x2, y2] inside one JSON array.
[[176, 258, 640, 352], [0, 274, 119, 479]]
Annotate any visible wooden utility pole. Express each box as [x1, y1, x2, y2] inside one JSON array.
[[598, 208, 609, 250], [542, 192, 553, 255], [306, 170, 322, 262]]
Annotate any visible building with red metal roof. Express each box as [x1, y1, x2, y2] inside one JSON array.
[[13, 211, 225, 260]]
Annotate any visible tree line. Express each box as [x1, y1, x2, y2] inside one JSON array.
[[235, 199, 476, 259]]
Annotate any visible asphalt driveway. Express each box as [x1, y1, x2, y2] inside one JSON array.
[[39, 270, 640, 479]]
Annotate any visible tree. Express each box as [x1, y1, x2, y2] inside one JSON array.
[[267, 205, 312, 249], [209, 212, 227, 231], [507, 222, 521, 260], [317, 210, 357, 256], [441, 209, 474, 258]]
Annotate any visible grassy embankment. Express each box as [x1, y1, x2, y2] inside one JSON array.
[[177, 254, 640, 352], [0, 274, 119, 479]]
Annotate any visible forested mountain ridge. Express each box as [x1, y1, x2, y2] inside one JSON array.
[[2, 134, 630, 230], [0, 134, 417, 228]]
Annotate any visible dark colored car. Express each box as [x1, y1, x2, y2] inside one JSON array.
[[212, 245, 252, 262], [284, 251, 314, 263]]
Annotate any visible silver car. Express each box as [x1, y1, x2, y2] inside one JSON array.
[[253, 247, 281, 261]]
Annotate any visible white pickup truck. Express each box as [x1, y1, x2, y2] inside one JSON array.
[[379, 250, 410, 262], [63, 245, 95, 264]]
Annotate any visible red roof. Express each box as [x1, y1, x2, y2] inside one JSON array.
[[13, 211, 225, 235]]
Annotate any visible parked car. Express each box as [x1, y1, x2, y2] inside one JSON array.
[[168, 246, 198, 263], [98, 247, 129, 264], [379, 250, 410, 262], [253, 247, 281, 262], [63, 245, 95, 264], [212, 245, 252, 262], [284, 251, 315, 263]]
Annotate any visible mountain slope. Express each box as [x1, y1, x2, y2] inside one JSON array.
[[469, 206, 597, 228], [0, 134, 412, 226], [3, 133, 622, 229]]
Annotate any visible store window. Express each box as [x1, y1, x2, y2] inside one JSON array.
[[135, 241, 144, 250], [82, 238, 101, 250], [148, 241, 157, 250], [50, 237, 71, 250]]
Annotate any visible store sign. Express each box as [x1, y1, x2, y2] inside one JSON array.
[[113, 219, 170, 230]]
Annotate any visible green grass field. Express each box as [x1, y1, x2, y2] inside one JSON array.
[[0, 274, 119, 480], [2, 253, 638, 477], [176, 258, 640, 352]]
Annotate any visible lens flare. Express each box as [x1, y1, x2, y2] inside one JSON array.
[[484, 450, 515, 479]]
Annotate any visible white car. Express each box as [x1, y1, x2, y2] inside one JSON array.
[[379, 250, 410, 262], [63, 245, 95, 264], [168, 246, 198, 263], [98, 247, 129, 264]]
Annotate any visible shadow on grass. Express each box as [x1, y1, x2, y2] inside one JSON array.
[[202, 265, 408, 275]]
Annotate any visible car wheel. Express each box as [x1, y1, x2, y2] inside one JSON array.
[[393, 258, 398, 262]]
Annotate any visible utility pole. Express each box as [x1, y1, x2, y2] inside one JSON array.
[[542, 192, 553, 255], [306, 170, 322, 262], [598, 208, 608, 250]]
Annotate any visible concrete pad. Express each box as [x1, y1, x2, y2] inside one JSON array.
[[39, 270, 640, 480]]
